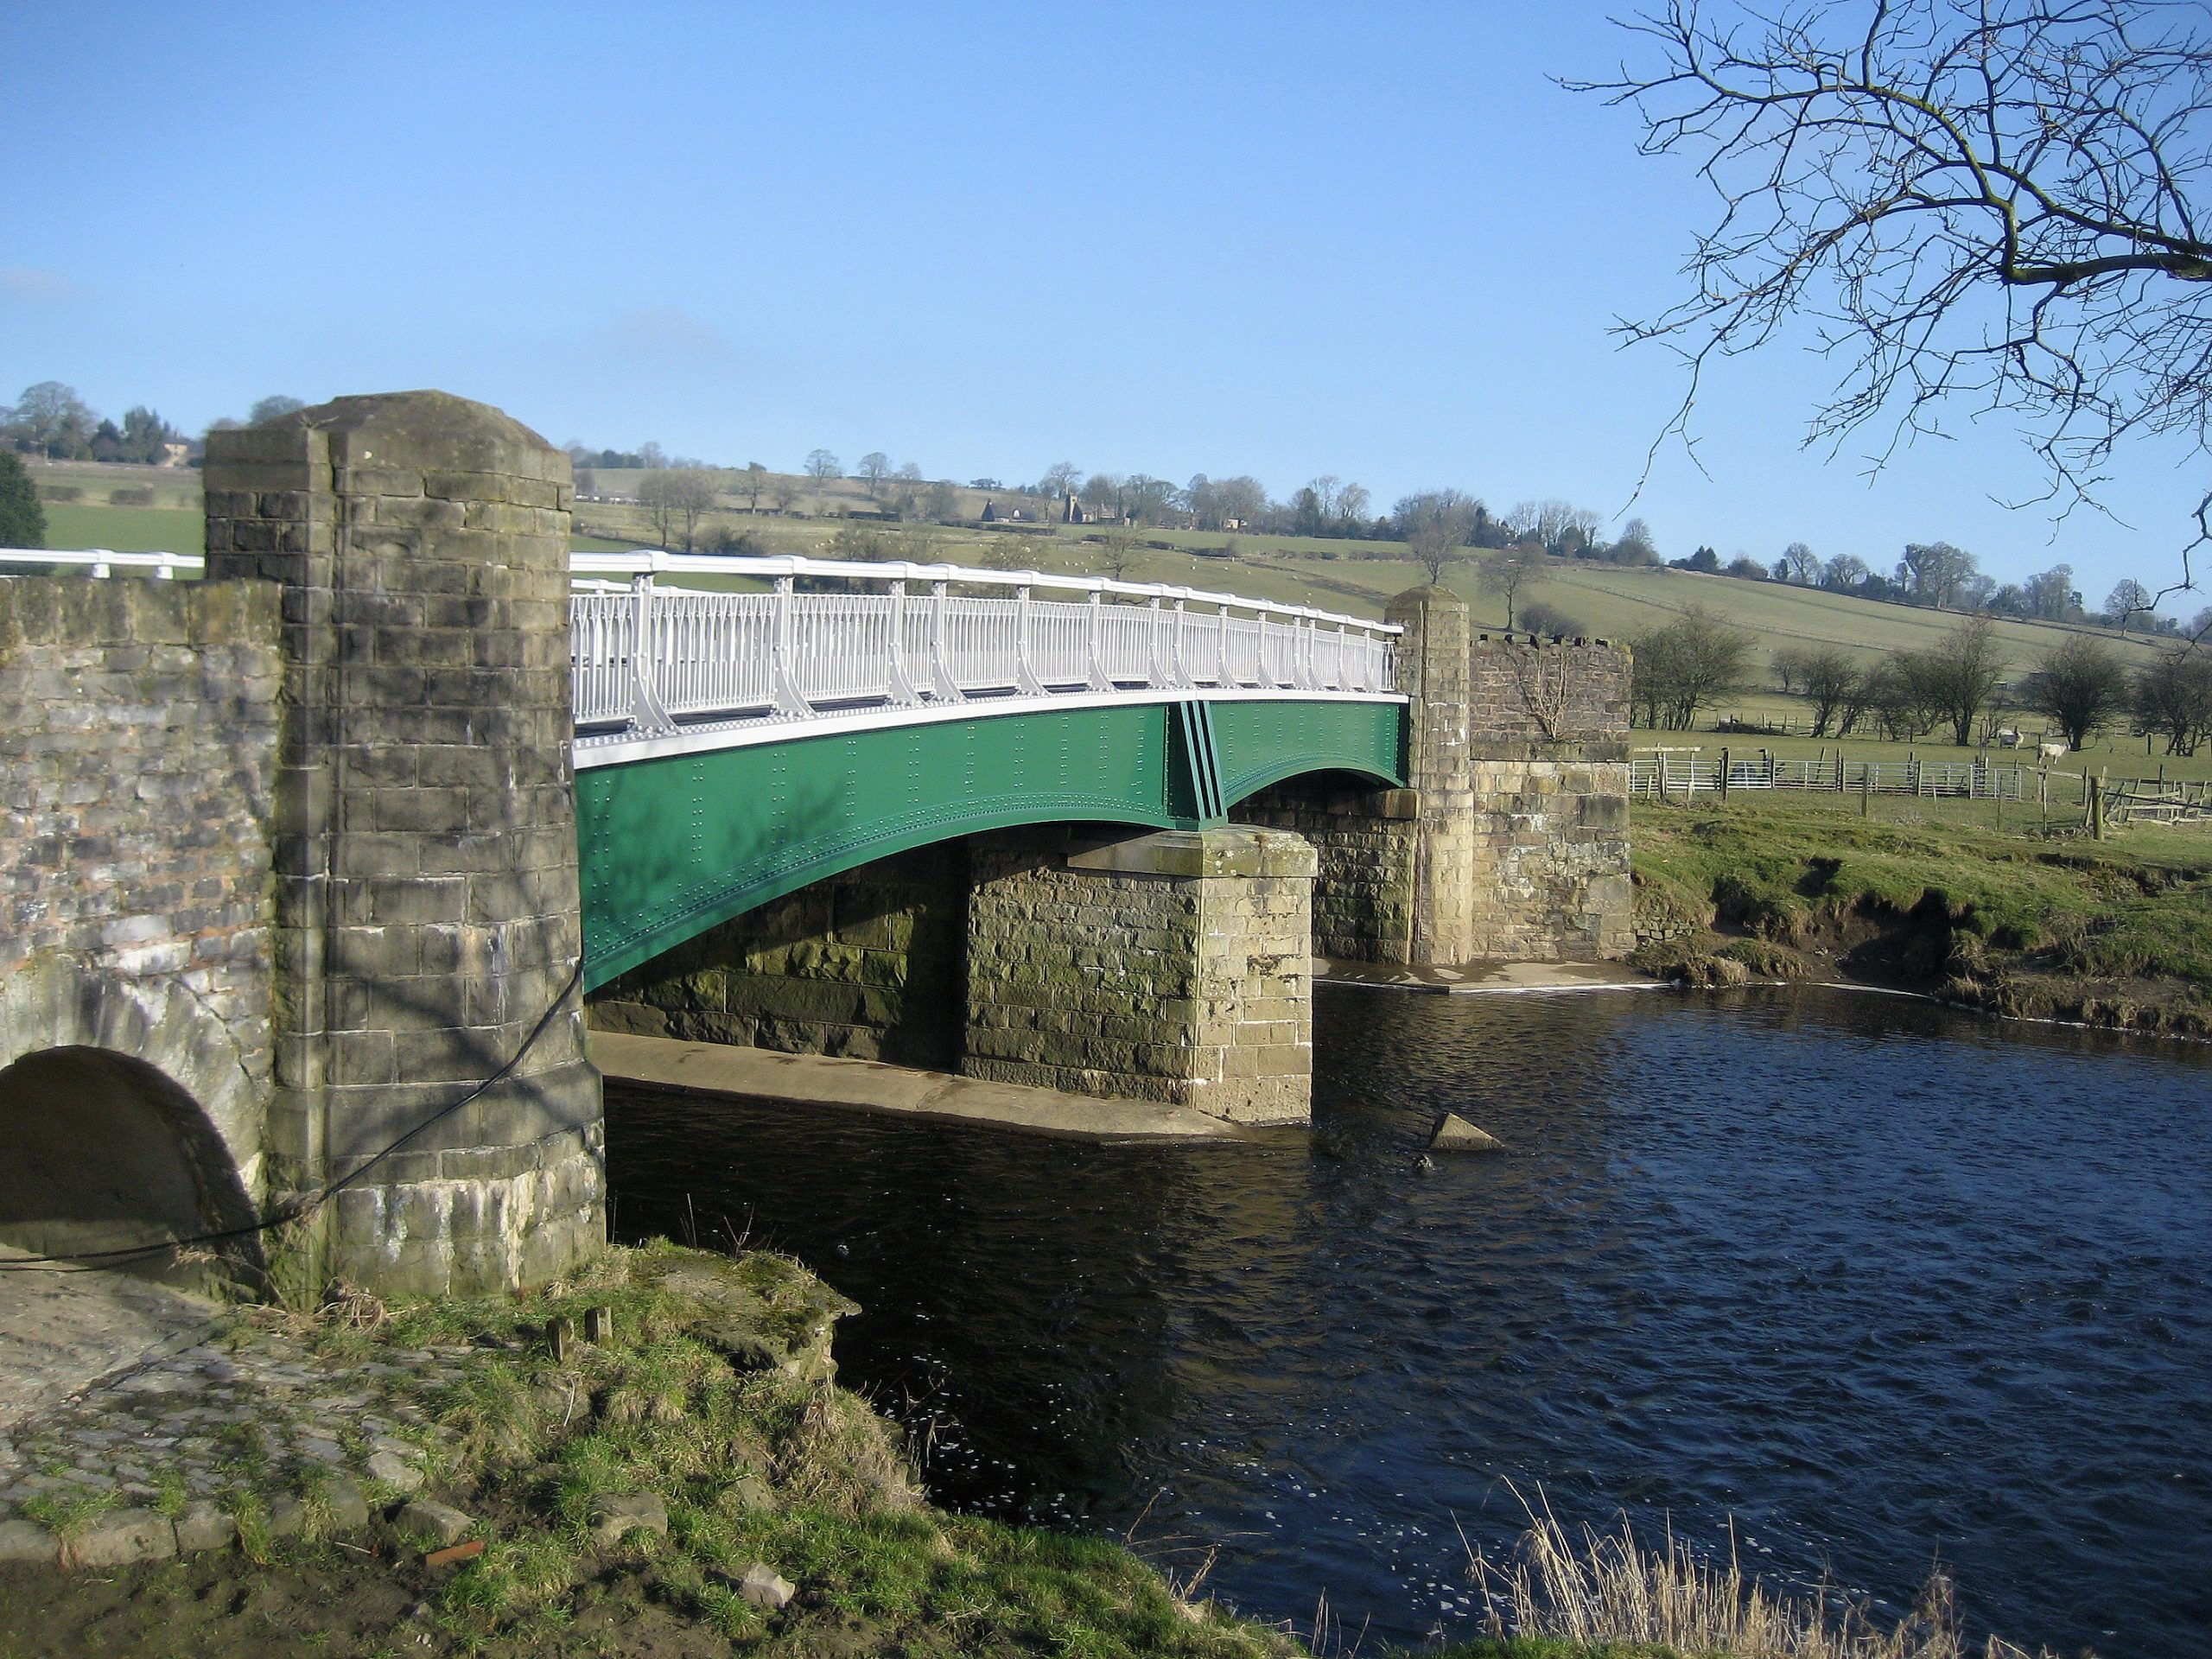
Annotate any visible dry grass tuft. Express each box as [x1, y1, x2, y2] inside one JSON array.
[[1468, 1491, 2050, 1659]]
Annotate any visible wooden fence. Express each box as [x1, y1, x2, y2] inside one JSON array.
[[1628, 750, 2211, 825]]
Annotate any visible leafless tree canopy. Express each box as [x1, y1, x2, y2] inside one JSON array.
[[1575, 0, 2212, 599]]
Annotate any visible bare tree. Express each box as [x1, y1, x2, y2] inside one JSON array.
[[2106, 577, 2155, 632], [770, 477, 798, 513], [1395, 490, 1482, 581], [2024, 635, 2133, 748], [638, 468, 721, 551], [1820, 552, 1869, 591], [1577, 1, 2212, 602], [1630, 606, 1756, 728], [1096, 531, 1142, 580], [1796, 645, 1865, 738], [739, 461, 767, 513], [2136, 646, 2212, 753], [1037, 461, 1082, 499], [856, 452, 892, 496], [1923, 616, 2009, 746], [804, 448, 841, 481], [1781, 541, 1819, 584], [1896, 542, 1980, 609], [1478, 549, 1547, 629]]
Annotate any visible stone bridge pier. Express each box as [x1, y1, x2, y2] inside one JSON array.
[[202, 395, 603, 1295], [590, 586, 1632, 1128], [2, 390, 604, 1300]]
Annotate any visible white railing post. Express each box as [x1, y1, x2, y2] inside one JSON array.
[[886, 580, 921, 706], [1168, 598, 1192, 689], [1014, 584, 1047, 696], [768, 575, 810, 716], [926, 580, 963, 702], [626, 575, 677, 734], [1084, 590, 1113, 692], [1216, 605, 1231, 686]]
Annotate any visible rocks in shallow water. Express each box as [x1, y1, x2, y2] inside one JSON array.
[[735, 1562, 795, 1610], [588, 1491, 668, 1548], [1431, 1112, 1507, 1152], [397, 1498, 474, 1546], [67, 1508, 175, 1567]]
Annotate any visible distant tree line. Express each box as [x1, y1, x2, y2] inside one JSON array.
[[1647, 612, 2212, 756], [3, 383, 321, 467]]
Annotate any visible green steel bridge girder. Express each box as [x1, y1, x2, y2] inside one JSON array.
[[576, 696, 1408, 990]]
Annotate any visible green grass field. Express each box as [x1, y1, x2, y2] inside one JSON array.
[[36, 502, 206, 554], [25, 463, 2190, 778]]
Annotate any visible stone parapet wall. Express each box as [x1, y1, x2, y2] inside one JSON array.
[[963, 826, 1317, 1125], [1231, 782, 1417, 963], [0, 577, 283, 1248], [1465, 634, 1631, 757], [588, 845, 967, 1071]]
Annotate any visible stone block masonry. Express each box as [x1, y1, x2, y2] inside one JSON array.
[[1370, 590, 1634, 967], [0, 577, 283, 1281], [1232, 781, 1418, 963], [963, 826, 1318, 1125], [204, 391, 603, 1297], [1459, 633, 1634, 961], [588, 844, 968, 1071]]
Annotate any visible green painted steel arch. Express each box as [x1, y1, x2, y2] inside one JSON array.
[[576, 696, 1404, 989], [1207, 697, 1408, 808]]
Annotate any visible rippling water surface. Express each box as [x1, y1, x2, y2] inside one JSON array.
[[607, 987, 2212, 1657]]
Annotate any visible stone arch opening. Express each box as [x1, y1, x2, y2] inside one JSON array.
[[0, 1045, 264, 1288]]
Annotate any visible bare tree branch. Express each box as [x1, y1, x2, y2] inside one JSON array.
[[1570, 0, 2212, 611]]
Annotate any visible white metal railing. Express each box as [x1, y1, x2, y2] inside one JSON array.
[[568, 553, 1401, 741], [0, 548, 204, 578], [3, 548, 1403, 741]]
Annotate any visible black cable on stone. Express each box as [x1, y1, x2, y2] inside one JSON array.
[[0, 959, 585, 1274]]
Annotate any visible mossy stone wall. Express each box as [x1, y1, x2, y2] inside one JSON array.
[[963, 825, 1317, 1125], [586, 844, 967, 1071]]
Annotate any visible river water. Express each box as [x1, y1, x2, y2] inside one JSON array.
[[606, 987, 2212, 1657]]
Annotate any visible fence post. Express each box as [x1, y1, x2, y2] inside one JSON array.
[[1719, 747, 1731, 800]]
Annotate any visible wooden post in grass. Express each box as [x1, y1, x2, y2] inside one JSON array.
[[1719, 747, 1730, 801]]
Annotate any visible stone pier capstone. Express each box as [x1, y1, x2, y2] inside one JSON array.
[[962, 826, 1317, 1125], [204, 391, 603, 1296]]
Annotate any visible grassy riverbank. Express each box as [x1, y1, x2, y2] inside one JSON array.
[[0, 1249, 2057, 1659], [1630, 792, 2212, 1036], [0, 1243, 1305, 1658]]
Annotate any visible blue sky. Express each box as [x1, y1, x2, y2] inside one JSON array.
[[3, 3, 2201, 608]]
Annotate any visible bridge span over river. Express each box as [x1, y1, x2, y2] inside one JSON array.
[[0, 391, 1630, 1299]]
